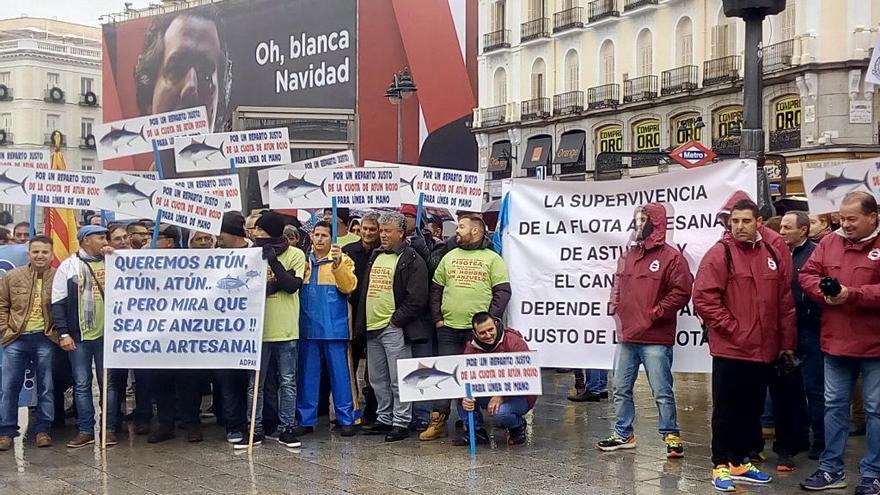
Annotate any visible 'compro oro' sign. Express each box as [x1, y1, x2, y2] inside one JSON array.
[[596, 124, 623, 153]]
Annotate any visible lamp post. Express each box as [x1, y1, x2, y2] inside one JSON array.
[[677, 116, 706, 141], [384, 67, 418, 162]]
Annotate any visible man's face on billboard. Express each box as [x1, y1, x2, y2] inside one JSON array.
[[151, 15, 222, 127]]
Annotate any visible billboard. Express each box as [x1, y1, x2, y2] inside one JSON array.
[[102, 0, 356, 178]]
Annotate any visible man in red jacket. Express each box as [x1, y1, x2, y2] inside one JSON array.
[[694, 198, 796, 492], [596, 203, 692, 458], [799, 191, 880, 495], [455, 312, 536, 447]]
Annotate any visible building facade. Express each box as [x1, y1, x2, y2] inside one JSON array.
[[473, 0, 880, 199]]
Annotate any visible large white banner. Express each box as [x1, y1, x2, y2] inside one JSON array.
[[173, 128, 290, 173], [366, 160, 485, 210], [104, 249, 267, 370], [258, 150, 355, 204], [802, 158, 879, 214], [503, 160, 757, 373], [94, 106, 209, 161], [267, 167, 399, 209]]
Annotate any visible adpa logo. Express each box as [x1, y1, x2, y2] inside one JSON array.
[[649, 259, 660, 272], [767, 257, 777, 271], [868, 248, 880, 262]]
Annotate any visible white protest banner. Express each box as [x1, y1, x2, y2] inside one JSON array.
[[258, 150, 355, 204], [0, 166, 101, 210], [0, 149, 50, 169], [802, 158, 879, 214], [174, 127, 290, 173], [97, 171, 227, 235], [366, 160, 485, 210], [503, 160, 757, 373], [398, 352, 542, 403], [867, 34, 880, 86], [268, 167, 399, 209], [94, 106, 209, 161], [164, 174, 242, 212], [104, 248, 267, 370]]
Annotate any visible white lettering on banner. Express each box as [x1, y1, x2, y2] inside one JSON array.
[[173, 128, 290, 173], [257, 150, 354, 205], [0, 166, 101, 210], [502, 160, 757, 373], [802, 158, 880, 214], [94, 106, 209, 161], [397, 352, 542, 403], [365, 160, 486, 210], [267, 166, 400, 209], [164, 174, 242, 213], [104, 249, 267, 370], [0, 149, 50, 170]]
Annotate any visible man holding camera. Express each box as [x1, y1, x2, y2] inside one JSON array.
[[800, 191, 880, 495]]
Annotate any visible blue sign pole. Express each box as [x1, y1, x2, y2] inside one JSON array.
[[229, 157, 237, 173], [415, 192, 425, 231], [331, 196, 338, 244], [465, 383, 476, 458], [150, 209, 163, 248], [151, 139, 165, 180], [28, 195, 36, 239]]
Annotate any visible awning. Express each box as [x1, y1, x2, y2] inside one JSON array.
[[488, 141, 511, 172], [522, 136, 552, 169], [553, 132, 585, 164]]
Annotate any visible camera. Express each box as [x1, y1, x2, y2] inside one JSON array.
[[819, 277, 841, 297]]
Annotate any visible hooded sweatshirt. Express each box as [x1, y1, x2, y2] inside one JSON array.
[[610, 203, 693, 345], [463, 328, 537, 410]]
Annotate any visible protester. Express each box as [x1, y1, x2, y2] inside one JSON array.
[[422, 214, 510, 441], [245, 213, 261, 241], [0, 236, 57, 450], [809, 214, 834, 242], [240, 212, 305, 449], [154, 224, 180, 249], [426, 218, 444, 243], [349, 218, 361, 237], [333, 208, 360, 248], [694, 198, 796, 492], [799, 192, 880, 494], [401, 205, 418, 236], [188, 231, 216, 248], [283, 224, 300, 250], [88, 215, 102, 226], [52, 225, 126, 448], [0, 227, 11, 245], [126, 222, 150, 249], [455, 312, 536, 446], [107, 225, 131, 250], [568, 369, 608, 402], [12, 222, 29, 244], [356, 212, 428, 442], [297, 220, 358, 437], [218, 212, 252, 249], [597, 203, 693, 457]]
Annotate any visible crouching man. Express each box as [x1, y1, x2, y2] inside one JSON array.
[[455, 312, 536, 447]]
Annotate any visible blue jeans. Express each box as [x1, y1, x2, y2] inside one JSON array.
[[456, 395, 530, 429], [68, 338, 123, 434], [587, 369, 608, 394], [820, 355, 880, 478], [248, 340, 297, 435], [0, 333, 54, 436], [612, 343, 679, 438]]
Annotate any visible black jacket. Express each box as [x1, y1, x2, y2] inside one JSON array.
[[791, 239, 822, 336], [343, 240, 380, 334], [354, 244, 431, 343]]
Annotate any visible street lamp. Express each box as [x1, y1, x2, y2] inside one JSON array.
[[677, 116, 706, 141], [385, 67, 418, 162]]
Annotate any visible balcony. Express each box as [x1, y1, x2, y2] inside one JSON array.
[[78, 92, 99, 107], [478, 104, 507, 127], [703, 55, 741, 87], [763, 39, 796, 74], [521, 18, 550, 43], [554, 7, 584, 33], [588, 0, 619, 23], [0, 130, 12, 145], [712, 137, 740, 155], [43, 87, 65, 103], [0, 85, 11, 101], [43, 133, 66, 147], [521, 97, 551, 122], [587, 83, 620, 110], [80, 135, 96, 149], [624, 0, 658, 10], [769, 128, 801, 151], [553, 91, 584, 116], [661, 65, 699, 96], [623, 75, 658, 103], [483, 30, 511, 53]]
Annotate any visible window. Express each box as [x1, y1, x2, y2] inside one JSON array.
[[47, 72, 60, 88], [80, 78, 93, 95], [564, 50, 579, 92], [46, 113, 60, 133], [712, 10, 737, 58], [527, 0, 545, 19], [81, 159, 94, 171], [636, 29, 653, 77], [676, 17, 694, 66], [81, 118, 94, 138], [491, 1, 506, 31], [0, 72, 9, 86], [493, 67, 508, 105], [0, 113, 10, 130], [600, 40, 615, 85], [530, 58, 546, 98], [779, 0, 796, 40]]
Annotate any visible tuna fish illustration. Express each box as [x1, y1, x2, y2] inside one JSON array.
[[401, 174, 417, 194], [245, 270, 261, 279], [272, 173, 328, 203], [178, 138, 226, 165], [217, 275, 248, 292], [810, 169, 872, 205], [103, 179, 156, 208], [402, 363, 460, 394], [0, 170, 27, 196], [99, 125, 145, 152]]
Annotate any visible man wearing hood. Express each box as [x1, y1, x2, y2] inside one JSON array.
[[422, 214, 510, 441], [455, 312, 535, 446], [597, 203, 693, 458], [694, 198, 796, 492], [799, 192, 880, 495]]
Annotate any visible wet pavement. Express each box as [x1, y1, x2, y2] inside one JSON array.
[[0, 371, 867, 494]]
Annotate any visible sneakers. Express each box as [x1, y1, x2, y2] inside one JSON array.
[[104, 432, 118, 447], [278, 430, 302, 448], [362, 423, 393, 436], [0, 436, 11, 451], [664, 434, 684, 458], [776, 453, 795, 472], [596, 434, 636, 452], [729, 462, 772, 484], [384, 426, 409, 443], [67, 432, 95, 449], [226, 431, 244, 444], [855, 477, 880, 495], [232, 434, 263, 450], [418, 412, 447, 441], [801, 469, 846, 491], [712, 465, 735, 492], [452, 427, 490, 446], [507, 424, 526, 446], [265, 430, 281, 440], [35, 432, 52, 448], [291, 425, 314, 437]]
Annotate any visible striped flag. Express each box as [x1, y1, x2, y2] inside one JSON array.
[[44, 134, 79, 267]]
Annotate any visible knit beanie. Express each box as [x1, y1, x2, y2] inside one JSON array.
[[255, 211, 286, 238], [221, 211, 247, 238]]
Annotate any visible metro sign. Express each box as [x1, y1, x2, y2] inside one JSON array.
[[669, 140, 716, 169]]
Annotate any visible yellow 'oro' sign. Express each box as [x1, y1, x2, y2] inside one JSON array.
[[713, 106, 743, 139], [671, 113, 702, 145], [596, 125, 623, 153], [774, 96, 801, 130], [633, 119, 660, 151]]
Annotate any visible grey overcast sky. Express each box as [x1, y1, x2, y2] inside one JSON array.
[[0, 0, 153, 27]]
